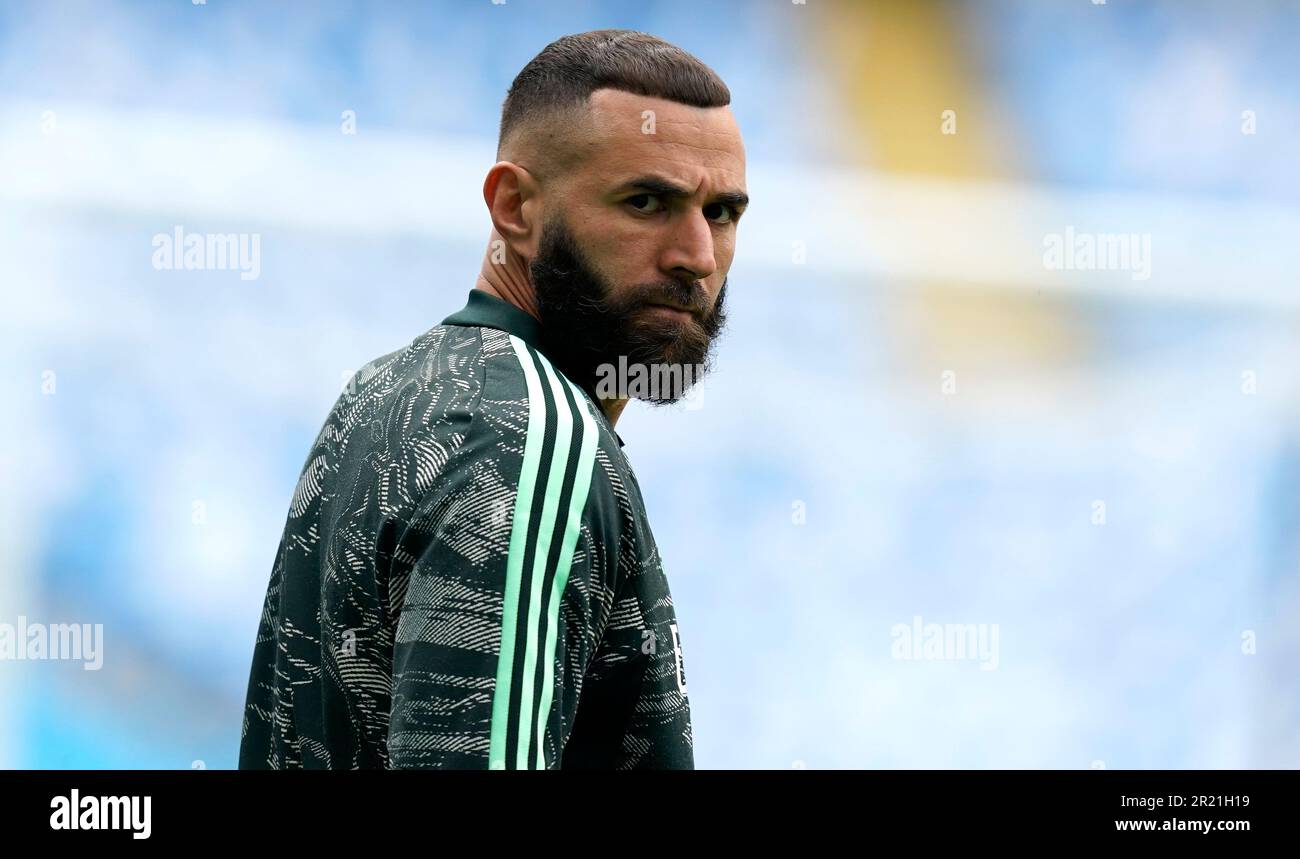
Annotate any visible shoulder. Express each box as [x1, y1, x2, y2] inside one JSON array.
[[334, 324, 627, 522], [335, 324, 489, 447], [467, 335, 632, 544]]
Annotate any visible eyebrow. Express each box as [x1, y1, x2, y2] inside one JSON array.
[[617, 175, 749, 209]]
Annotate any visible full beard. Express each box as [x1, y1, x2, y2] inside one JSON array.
[[530, 214, 728, 405]]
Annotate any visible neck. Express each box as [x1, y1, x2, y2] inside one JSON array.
[[473, 232, 628, 428], [474, 230, 539, 320], [600, 396, 629, 427]]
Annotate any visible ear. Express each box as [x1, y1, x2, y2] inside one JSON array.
[[483, 161, 542, 260]]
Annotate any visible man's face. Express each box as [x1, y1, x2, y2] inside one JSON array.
[[530, 89, 747, 403]]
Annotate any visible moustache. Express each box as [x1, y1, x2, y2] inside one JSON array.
[[620, 280, 712, 318]]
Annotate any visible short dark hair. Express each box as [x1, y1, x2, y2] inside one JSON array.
[[498, 30, 730, 154]]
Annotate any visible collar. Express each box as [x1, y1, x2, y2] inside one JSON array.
[[442, 290, 625, 448]]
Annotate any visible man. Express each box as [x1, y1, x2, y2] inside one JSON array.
[[239, 29, 747, 769]]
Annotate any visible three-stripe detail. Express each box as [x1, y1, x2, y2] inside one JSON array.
[[488, 335, 599, 769]]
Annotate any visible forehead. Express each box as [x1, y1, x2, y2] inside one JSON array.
[[575, 88, 746, 189]]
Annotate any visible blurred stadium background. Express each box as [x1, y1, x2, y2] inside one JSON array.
[[2, 0, 1298, 768]]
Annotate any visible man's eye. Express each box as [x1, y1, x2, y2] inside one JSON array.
[[626, 194, 664, 214], [703, 202, 734, 224]]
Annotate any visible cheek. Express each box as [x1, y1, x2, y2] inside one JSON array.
[[711, 232, 736, 278], [715, 231, 735, 263], [574, 212, 659, 283], [592, 233, 643, 284]]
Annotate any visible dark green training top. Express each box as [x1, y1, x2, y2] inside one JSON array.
[[239, 290, 694, 769]]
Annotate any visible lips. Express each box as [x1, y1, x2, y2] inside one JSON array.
[[643, 302, 697, 318]]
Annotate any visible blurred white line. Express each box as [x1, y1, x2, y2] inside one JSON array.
[[2, 100, 1297, 308]]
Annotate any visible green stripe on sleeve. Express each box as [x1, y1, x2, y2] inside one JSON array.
[[513, 350, 576, 768], [490, 335, 548, 769], [533, 370, 600, 768]]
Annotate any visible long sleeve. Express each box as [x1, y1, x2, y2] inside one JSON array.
[[386, 340, 616, 769]]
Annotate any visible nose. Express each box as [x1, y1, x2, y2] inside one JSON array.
[[660, 209, 717, 282]]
